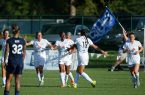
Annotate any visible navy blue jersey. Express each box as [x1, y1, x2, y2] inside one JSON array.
[[7, 37, 26, 65]]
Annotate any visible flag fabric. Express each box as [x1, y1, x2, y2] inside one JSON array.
[[89, 7, 117, 43]]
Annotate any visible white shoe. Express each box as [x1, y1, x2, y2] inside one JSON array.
[[134, 83, 137, 88], [111, 67, 115, 72], [40, 81, 44, 86]]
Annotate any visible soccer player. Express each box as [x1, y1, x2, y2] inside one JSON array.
[[64, 32, 75, 87], [26, 32, 52, 86], [0, 29, 9, 87], [4, 25, 26, 95], [54, 32, 67, 87], [72, 29, 107, 88], [123, 33, 143, 88], [111, 28, 129, 71]]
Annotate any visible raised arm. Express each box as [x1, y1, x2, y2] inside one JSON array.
[[122, 27, 128, 41]]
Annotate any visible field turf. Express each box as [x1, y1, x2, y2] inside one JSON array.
[[0, 68, 145, 95]]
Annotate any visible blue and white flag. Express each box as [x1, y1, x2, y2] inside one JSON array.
[[89, 7, 117, 42]]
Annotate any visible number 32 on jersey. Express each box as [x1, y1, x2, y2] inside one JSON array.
[[12, 44, 23, 54]]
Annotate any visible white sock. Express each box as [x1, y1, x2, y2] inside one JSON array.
[[65, 74, 69, 84], [81, 72, 93, 83], [60, 72, 66, 86], [3, 77, 6, 85], [75, 73, 80, 84], [135, 72, 139, 82], [69, 72, 74, 82], [40, 73, 44, 82], [37, 73, 41, 81]]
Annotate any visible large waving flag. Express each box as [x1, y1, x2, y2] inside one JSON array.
[[89, 7, 117, 42]]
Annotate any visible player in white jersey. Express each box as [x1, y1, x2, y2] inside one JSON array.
[[0, 29, 9, 87], [123, 33, 143, 88], [26, 32, 52, 86], [55, 32, 67, 87], [72, 29, 107, 88], [64, 32, 75, 87], [111, 28, 129, 71]]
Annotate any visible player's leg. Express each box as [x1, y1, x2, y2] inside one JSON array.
[[129, 66, 137, 88], [65, 65, 74, 86], [4, 73, 13, 95], [35, 67, 41, 83], [15, 74, 21, 95], [14, 63, 24, 95], [59, 63, 66, 87], [1, 62, 6, 87], [78, 65, 96, 87], [134, 64, 140, 87], [39, 65, 44, 86]]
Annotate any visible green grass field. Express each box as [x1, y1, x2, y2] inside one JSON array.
[[0, 68, 145, 95]]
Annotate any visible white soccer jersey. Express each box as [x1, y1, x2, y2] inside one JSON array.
[[30, 39, 51, 67], [0, 38, 9, 63], [55, 39, 74, 65], [123, 40, 142, 67], [75, 36, 93, 66], [75, 36, 93, 53]]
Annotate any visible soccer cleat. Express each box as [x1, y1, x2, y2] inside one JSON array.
[[91, 80, 96, 88], [134, 83, 137, 88], [73, 84, 77, 88], [40, 80, 44, 86], [60, 84, 66, 88], [70, 80, 75, 86], [111, 67, 115, 72]]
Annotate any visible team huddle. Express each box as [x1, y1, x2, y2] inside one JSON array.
[[0, 24, 143, 95]]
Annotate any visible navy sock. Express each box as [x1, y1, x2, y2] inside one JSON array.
[[4, 90, 9, 95], [15, 90, 20, 95]]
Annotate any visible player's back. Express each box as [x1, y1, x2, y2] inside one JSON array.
[[7, 37, 25, 64], [76, 36, 93, 53]]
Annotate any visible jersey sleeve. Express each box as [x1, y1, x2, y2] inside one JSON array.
[[137, 41, 142, 47], [45, 39, 51, 46], [88, 38, 93, 46], [6, 39, 10, 44], [123, 42, 127, 50], [55, 40, 59, 46]]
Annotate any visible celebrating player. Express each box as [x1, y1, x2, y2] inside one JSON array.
[[0, 29, 10, 87], [72, 29, 107, 88], [111, 28, 129, 71], [26, 32, 52, 86], [54, 32, 67, 87], [123, 33, 143, 88], [64, 32, 75, 87], [4, 24, 26, 95]]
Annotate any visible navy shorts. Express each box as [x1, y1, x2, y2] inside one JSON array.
[[6, 63, 24, 75]]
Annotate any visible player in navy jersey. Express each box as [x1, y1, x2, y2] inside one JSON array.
[[4, 24, 26, 95]]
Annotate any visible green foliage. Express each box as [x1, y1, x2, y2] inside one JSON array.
[[0, 0, 145, 16]]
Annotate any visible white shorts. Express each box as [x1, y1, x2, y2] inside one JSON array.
[[77, 52, 89, 66], [126, 55, 140, 67], [33, 52, 47, 68], [59, 56, 72, 66]]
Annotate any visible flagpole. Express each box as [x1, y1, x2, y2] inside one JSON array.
[[106, 6, 127, 33]]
